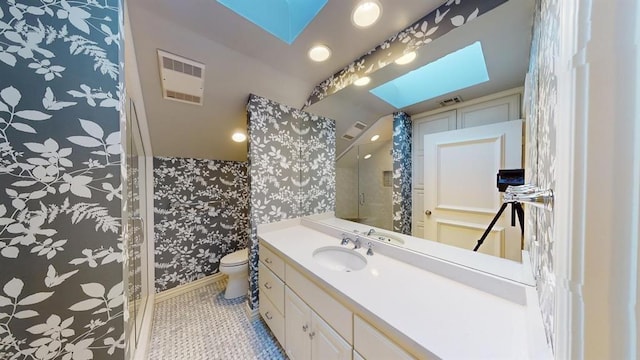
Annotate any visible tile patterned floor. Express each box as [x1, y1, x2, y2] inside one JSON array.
[[149, 279, 286, 360]]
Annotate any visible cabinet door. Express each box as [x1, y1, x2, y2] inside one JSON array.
[[354, 316, 414, 360], [311, 312, 352, 360], [285, 287, 312, 360]]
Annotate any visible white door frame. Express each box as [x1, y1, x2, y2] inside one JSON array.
[[554, 1, 639, 358]]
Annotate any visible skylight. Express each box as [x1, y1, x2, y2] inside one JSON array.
[[217, 0, 328, 44], [369, 41, 490, 108]]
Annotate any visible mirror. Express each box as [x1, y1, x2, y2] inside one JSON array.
[[305, 0, 535, 284]]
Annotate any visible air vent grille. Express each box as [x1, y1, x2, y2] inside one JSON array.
[[158, 50, 205, 106], [162, 57, 203, 79], [439, 96, 463, 107], [341, 121, 368, 141], [166, 90, 201, 104]]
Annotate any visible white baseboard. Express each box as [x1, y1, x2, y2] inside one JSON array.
[[245, 300, 259, 321], [155, 273, 226, 303]]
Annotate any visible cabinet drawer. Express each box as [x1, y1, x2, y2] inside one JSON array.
[[354, 316, 414, 360], [259, 261, 285, 314], [286, 264, 353, 344], [259, 292, 285, 346], [259, 244, 285, 279]]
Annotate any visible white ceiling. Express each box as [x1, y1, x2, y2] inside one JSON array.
[[127, 0, 533, 161]]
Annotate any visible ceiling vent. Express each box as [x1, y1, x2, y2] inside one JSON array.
[[158, 50, 205, 106], [439, 96, 463, 107], [341, 121, 367, 141]]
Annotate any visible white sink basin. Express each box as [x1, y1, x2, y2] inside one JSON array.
[[312, 246, 367, 272]]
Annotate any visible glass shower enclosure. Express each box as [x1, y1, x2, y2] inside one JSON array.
[[125, 99, 150, 354], [335, 138, 393, 231]]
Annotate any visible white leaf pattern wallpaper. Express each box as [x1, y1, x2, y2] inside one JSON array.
[[304, 0, 508, 106], [247, 94, 335, 310], [525, 0, 558, 350], [153, 157, 249, 293], [0, 0, 124, 359], [392, 112, 412, 235]]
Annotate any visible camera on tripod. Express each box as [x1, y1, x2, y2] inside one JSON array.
[[496, 169, 525, 192], [474, 169, 525, 252]]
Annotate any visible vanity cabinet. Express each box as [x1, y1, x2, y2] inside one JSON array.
[[258, 241, 417, 360], [353, 316, 415, 360], [258, 246, 285, 345], [285, 287, 351, 360]]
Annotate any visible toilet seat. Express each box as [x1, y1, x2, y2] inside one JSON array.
[[221, 248, 248, 267]]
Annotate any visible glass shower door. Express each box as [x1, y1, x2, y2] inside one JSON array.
[[126, 100, 149, 349], [357, 140, 393, 231]]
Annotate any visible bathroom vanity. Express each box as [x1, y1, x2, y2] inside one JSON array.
[[257, 217, 552, 359]]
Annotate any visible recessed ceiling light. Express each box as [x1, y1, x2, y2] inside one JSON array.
[[308, 44, 331, 62], [370, 134, 380, 142], [232, 132, 247, 142], [352, 0, 382, 28], [363, 154, 372, 159], [354, 77, 371, 86], [395, 52, 417, 65]]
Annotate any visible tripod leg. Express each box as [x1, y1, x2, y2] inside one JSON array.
[[474, 202, 510, 252], [515, 203, 525, 236]]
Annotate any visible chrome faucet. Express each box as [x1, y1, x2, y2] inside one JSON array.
[[366, 242, 374, 256], [340, 234, 361, 249], [366, 229, 375, 236]]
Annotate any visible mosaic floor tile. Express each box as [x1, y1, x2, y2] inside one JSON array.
[[149, 279, 286, 360]]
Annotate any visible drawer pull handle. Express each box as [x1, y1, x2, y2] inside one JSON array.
[[308, 331, 316, 340], [264, 282, 272, 289], [265, 258, 273, 264], [265, 311, 273, 320], [302, 324, 308, 332]]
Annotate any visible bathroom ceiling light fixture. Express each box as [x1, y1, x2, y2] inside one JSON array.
[[394, 52, 417, 65], [363, 154, 372, 159], [370, 134, 380, 142], [354, 77, 371, 86], [352, 0, 382, 28], [231, 132, 247, 142], [309, 44, 331, 62]]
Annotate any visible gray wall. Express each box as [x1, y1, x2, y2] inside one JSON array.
[[247, 94, 335, 310], [525, 0, 557, 350], [153, 157, 249, 293], [0, 0, 124, 358]]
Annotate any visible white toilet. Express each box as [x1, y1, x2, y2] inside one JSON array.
[[219, 248, 249, 299]]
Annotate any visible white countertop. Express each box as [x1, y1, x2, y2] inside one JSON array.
[[308, 214, 535, 286], [258, 219, 552, 360]]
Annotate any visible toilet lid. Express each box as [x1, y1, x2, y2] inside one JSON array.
[[221, 248, 248, 266]]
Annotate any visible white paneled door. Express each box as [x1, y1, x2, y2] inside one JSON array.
[[423, 120, 523, 261]]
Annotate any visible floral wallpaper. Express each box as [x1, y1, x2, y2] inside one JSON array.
[[525, 0, 558, 350], [0, 0, 125, 359], [392, 112, 412, 235], [304, 0, 509, 107], [153, 157, 249, 293], [247, 94, 335, 310]]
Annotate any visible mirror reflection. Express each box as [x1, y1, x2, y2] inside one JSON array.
[[306, 0, 535, 274]]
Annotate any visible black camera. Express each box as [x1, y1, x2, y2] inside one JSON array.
[[496, 169, 525, 192]]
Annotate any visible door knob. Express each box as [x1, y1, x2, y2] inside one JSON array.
[[425, 210, 432, 216]]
